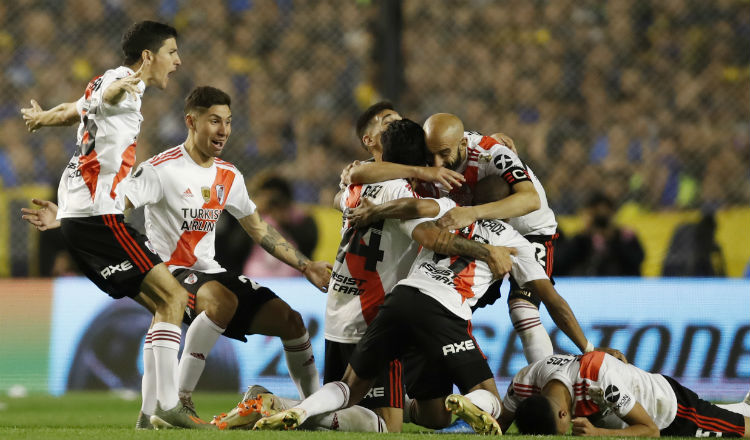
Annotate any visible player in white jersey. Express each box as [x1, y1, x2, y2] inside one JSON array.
[[501, 352, 750, 437], [19, 22, 212, 430], [252, 119, 594, 434], [343, 112, 557, 369]]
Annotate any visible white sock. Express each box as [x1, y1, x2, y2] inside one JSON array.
[[282, 331, 320, 398], [509, 301, 553, 363], [151, 321, 181, 410], [310, 406, 387, 432], [141, 330, 157, 415], [177, 312, 224, 397], [745, 390, 750, 405], [465, 389, 501, 419], [402, 394, 415, 423], [295, 381, 350, 424], [716, 402, 750, 418]]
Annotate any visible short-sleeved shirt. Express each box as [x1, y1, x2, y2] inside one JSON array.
[[58, 66, 145, 218], [440, 131, 557, 236], [397, 198, 548, 320], [122, 144, 256, 273], [324, 179, 452, 344], [504, 352, 678, 430]]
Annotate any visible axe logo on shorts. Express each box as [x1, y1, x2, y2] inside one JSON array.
[[442, 339, 476, 356], [100, 260, 134, 279]]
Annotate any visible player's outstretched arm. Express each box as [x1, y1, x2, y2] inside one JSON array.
[[238, 212, 331, 292], [21, 100, 79, 132], [524, 279, 590, 353], [437, 180, 541, 230], [411, 221, 516, 277], [21, 199, 61, 231], [103, 62, 145, 106], [345, 197, 441, 229], [346, 161, 465, 190], [572, 402, 659, 437]]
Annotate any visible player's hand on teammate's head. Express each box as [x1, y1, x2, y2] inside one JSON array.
[[302, 260, 332, 292], [21, 99, 43, 132], [436, 206, 477, 230], [345, 198, 378, 228], [415, 166, 465, 190], [490, 132, 518, 155], [21, 198, 61, 231], [597, 347, 628, 364], [485, 246, 517, 278]]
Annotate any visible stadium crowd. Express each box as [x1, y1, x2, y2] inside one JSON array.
[[2, 0, 748, 211]]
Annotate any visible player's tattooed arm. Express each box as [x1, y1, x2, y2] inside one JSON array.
[[238, 211, 331, 291], [346, 197, 440, 228], [21, 100, 79, 132], [412, 222, 516, 277]]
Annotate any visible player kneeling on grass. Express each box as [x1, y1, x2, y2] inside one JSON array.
[[21, 86, 331, 430], [500, 352, 750, 437]]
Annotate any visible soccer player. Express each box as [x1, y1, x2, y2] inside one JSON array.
[[346, 112, 558, 367], [252, 120, 590, 434], [19, 21, 208, 429], [501, 352, 750, 437], [323, 103, 473, 433], [23, 86, 332, 429]]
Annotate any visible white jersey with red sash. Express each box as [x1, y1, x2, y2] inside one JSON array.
[[398, 199, 548, 320], [121, 144, 256, 273], [324, 179, 452, 344], [504, 352, 678, 430], [443, 131, 557, 236], [58, 66, 145, 218]]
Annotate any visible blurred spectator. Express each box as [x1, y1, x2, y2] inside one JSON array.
[[556, 193, 645, 276], [662, 211, 726, 277]]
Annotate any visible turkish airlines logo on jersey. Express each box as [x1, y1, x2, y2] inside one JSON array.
[[442, 339, 476, 356]]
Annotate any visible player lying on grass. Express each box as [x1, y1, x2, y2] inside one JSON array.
[[21, 86, 332, 430], [501, 352, 750, 437]]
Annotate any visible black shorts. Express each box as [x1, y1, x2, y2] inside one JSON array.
[[324, 340, 403, 410], [660, 375, 745, 437], [350, 285, 492, 399], [473, 233, 558, 311], [173, 269, 278, 342], [60, 214, 162, 299]]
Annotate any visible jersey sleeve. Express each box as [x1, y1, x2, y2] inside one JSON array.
[[121, 162, 163, 208], [75, 96, 85, 116], [501, 368, 530, 413], [399, 196, 456, 237], [224, 172, 257, 219], [98, 70, 144, 112], [485, 145, 532, 186], [588, 365, 637, 419]]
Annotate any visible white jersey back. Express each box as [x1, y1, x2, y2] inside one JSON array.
[[445, 131, 557, 236], [58, 66, 145, 218], [325, 179, 450, 343], [398, 200, 548, 320], [122, 145, 256, 273], [504, 352, 678, 430]]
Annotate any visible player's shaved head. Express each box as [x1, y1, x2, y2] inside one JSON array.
[[423, 113, 464, 150]]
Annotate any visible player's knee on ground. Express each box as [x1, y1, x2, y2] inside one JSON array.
[[195, 281, 238, 329], [412, 398, 452, 429]]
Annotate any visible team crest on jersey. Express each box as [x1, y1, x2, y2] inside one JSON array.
[[478, 153, 492, 163], [216, 185, 225, 205], [185, 273, 198, 285], [143, 240, 156, 254], [201, 186, 211, 203]]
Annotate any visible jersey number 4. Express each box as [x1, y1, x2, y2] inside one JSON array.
[[335, 220, 385, 272]]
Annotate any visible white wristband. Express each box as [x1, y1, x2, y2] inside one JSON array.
[[584, 340, 595, 353]]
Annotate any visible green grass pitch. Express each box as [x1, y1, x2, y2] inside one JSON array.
[[0, 392, 702, 439]]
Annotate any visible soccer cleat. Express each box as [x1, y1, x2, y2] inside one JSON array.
[[242, 384, 272, 403], [211, 393, 284, 430], [444, 394, 501, 435], [435, 418, 475, 434], [150, 402, 216, 430], [252, 408, 307, 431], [135, 411, 153, 430]]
